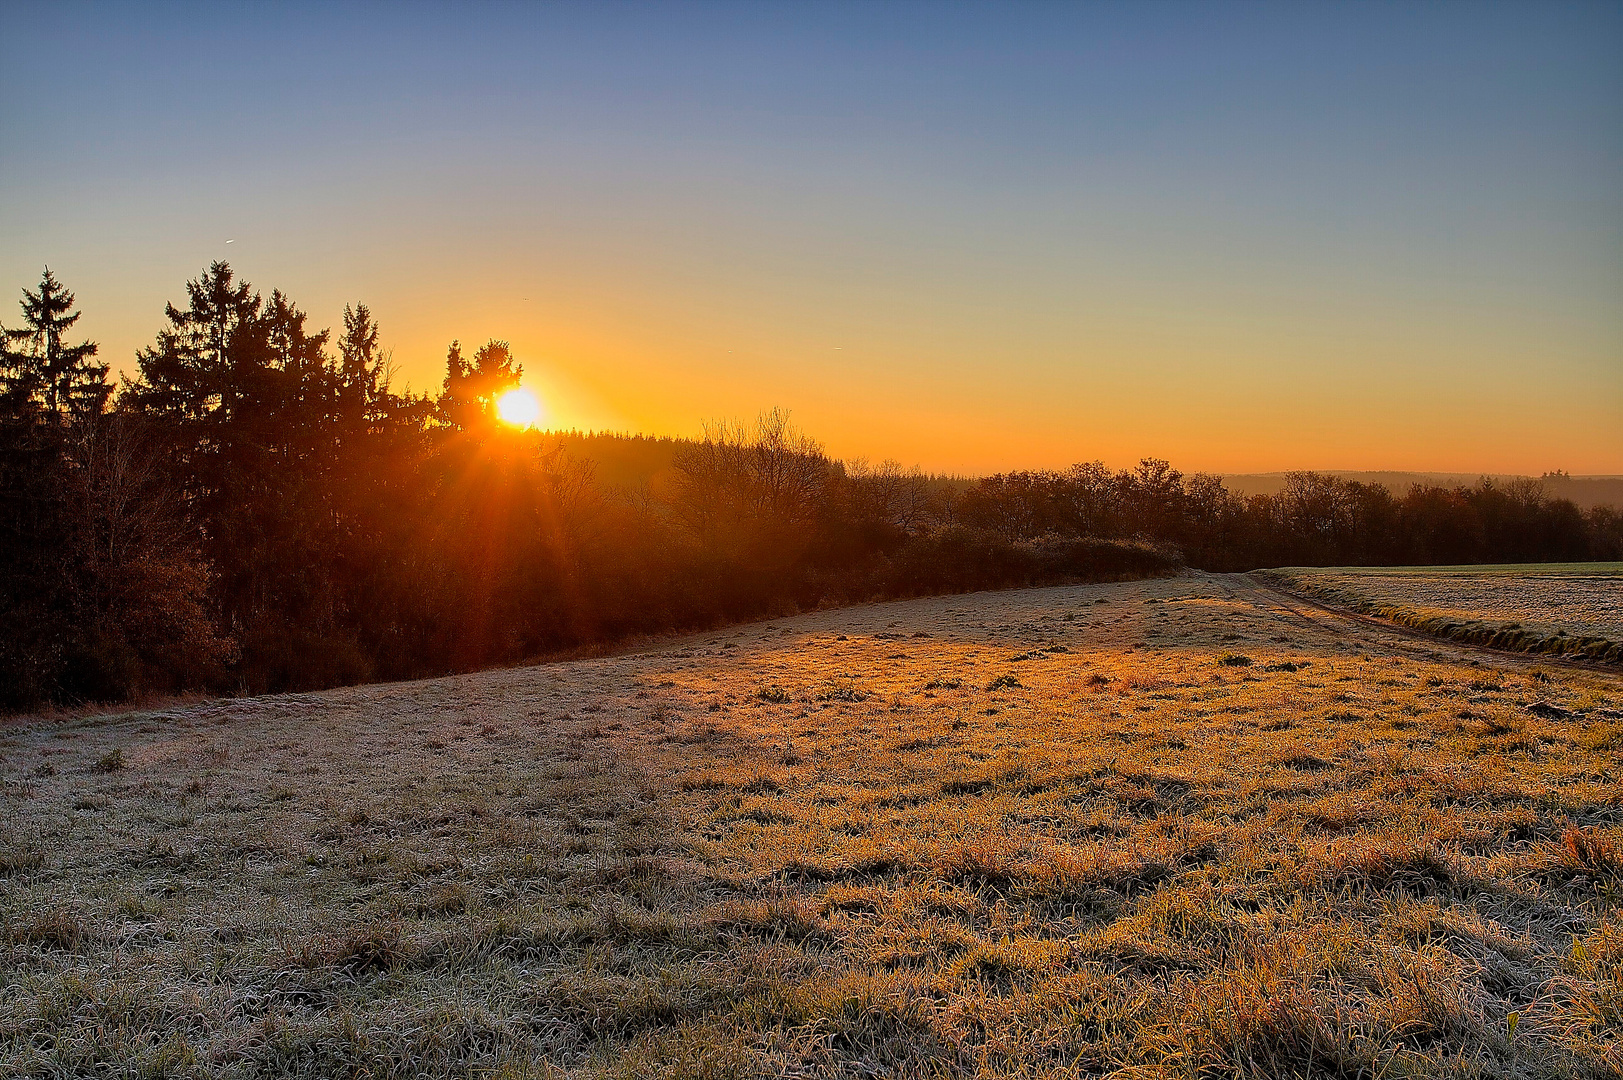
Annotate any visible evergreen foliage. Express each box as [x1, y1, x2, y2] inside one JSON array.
[[0, 268, 109, 417]]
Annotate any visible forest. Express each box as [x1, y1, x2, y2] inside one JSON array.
[[4, 264, 1619, 710]]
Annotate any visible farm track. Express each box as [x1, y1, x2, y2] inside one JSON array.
[[1228, 571, 1618, 675]]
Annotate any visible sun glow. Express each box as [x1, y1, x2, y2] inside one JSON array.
[[495, 387, 542, 428]]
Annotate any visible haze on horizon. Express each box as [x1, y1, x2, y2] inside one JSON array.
[[2, 0, 1619, 476]]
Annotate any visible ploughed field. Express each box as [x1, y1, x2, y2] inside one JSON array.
[[2, 573, 1621, 1078], [1261, 563, 1623, 666]]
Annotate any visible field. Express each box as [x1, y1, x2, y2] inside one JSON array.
[[1259, 564, 1623, 665], [3, 572, 1622, 1078]]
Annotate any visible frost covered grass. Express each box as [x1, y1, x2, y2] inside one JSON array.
[[1261, 564, 1623, 665], [2, 574, 1620, 1077]]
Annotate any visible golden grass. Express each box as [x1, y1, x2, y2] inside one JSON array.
[[2, 573, 1620, 1077]]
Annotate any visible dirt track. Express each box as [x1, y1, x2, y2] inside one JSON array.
[[1226, 571, 1619, 674]]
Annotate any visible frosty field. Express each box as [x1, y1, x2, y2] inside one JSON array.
[[1261, 564, 1623, 666], [2, 573, 1621, 1078]]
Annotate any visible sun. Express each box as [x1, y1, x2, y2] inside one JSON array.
[[495, 387, 541, 428]]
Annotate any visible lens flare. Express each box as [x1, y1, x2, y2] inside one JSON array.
[[495, 387, 541, 428]]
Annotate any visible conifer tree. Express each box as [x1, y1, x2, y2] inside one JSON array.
[[339, 304, 382, 407], [130, 261, 260, 426], [0, 268, 109, 417], [127, 264, 341, 650]]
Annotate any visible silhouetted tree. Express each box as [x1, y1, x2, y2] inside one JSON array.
[[0, 272, 228, 707], [439, 339, 521, 430], [126, 265, 356, 686], [337, 303, 393, 429], [0, 268, 109, 417]]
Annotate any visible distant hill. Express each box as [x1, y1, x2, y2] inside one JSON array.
[[1223, 472, 1623, 511], [536, 438, 1623, 511], [1539, 474, 1623, 511]]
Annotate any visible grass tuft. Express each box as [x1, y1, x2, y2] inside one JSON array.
[[6, 909, 86, 951]]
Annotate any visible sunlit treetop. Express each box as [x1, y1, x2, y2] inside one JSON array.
[[439, 339, 522, 430]]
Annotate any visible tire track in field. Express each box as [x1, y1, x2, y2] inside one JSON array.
[[1219, 570, 1617, 675]]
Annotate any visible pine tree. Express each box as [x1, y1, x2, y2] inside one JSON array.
[[260, 288, 335, 459], [0, 268, 109, 417], [0, 268, 229, 707], [127, 264, 338, 648], [130, 261, 260, 426], [339, 304, 381, 399]]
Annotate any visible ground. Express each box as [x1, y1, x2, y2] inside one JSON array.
[[2, 572, 1620, 1078], [1260, 564, 1623, 665]]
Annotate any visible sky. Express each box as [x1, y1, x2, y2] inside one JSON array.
[[2, 0, 1620, 475]]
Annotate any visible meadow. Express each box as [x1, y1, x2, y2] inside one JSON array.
[[1260, 564, 1623, 666], [2, 572, 1621, 1078]]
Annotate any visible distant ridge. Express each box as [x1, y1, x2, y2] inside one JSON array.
[[1223, 472, 1623, 511], [534, 435, 1623, 510]]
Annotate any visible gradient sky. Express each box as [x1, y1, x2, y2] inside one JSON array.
[[3, 0, 1619, 474]]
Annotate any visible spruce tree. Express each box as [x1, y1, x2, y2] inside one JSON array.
[[131, 261, 260, 426], [0, 268, 109, 417], [338, 304, 383, 412]]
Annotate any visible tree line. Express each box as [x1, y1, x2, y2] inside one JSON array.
[[2, 264, 1616, 710], [953, 461, 1620, 571]]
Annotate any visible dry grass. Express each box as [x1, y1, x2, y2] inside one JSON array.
[[2, 572, 1620, 1077], [1262, 564, 1623, 665]]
